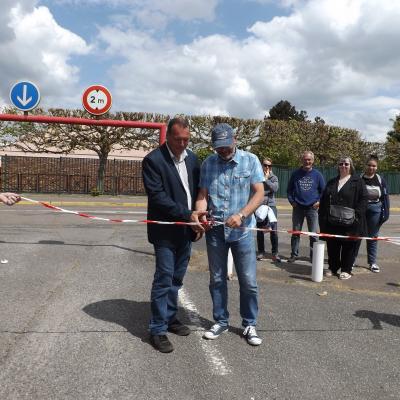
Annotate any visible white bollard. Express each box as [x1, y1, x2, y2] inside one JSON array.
[[311, 241, 325, 282], [227, 248, 234, 280]]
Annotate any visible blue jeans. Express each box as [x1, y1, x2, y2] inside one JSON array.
[[256, 206, 278, 255], [206, 225, 258, 327], [291, 205, 319, 259], [149, 241, 192, 335], [353, 201, 382, 265]]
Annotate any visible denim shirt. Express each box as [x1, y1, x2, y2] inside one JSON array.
[[199, 148, 264, 241]]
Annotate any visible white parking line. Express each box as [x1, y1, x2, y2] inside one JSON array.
[[178, 288, 231, 376]]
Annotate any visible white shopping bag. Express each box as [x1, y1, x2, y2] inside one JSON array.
[[255, 205, 277, 223]]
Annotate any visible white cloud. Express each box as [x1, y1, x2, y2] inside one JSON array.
[[0, 2, 90, 109], [53, 0, 219, 25], [2, 0, 399, 143], [97, 0, 400, 141]]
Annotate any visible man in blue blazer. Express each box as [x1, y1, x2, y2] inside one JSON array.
[[142, 116, 206, 353]]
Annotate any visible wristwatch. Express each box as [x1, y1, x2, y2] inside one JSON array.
[[238, 212, 246, 222]]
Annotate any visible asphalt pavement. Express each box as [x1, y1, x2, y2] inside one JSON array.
[[0, 194, 399, 399]]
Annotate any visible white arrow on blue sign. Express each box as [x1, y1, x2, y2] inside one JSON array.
[[9, 81, 41, 111]]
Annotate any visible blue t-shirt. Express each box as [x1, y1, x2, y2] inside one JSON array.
[[287, 168, 325, 207]]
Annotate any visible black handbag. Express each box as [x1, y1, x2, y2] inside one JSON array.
[[328, 204, 355, 226]]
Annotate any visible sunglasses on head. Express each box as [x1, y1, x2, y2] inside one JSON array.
[[338, 162, 350, 166], [263, 163, 272, 167]]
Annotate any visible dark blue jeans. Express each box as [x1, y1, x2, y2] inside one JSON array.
[[353, 201, 382, 265], [149, 241, 192, 335], [291, 205, 319, 259], [206, 225, 258, 327]]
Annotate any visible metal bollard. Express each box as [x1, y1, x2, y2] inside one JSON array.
[[311, 241, 325, 282], [227, 248, 234, 280]]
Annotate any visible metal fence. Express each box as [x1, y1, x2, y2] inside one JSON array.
[[0, 155, 145, 195], [1, 155, 400, 196]]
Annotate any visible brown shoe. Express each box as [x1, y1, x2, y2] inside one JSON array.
[[150, 334, 174, 353], [167, 319, 190, 336]]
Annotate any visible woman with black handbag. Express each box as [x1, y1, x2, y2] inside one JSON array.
[[318, 157, 368, 280]]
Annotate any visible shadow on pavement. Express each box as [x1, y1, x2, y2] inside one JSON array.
[[82, 299, 213, 343], [83, 299, 150, 342], [354, 310, 400, 330]]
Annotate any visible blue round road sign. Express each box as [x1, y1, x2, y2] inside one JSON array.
[[10, 81, 41, 111]]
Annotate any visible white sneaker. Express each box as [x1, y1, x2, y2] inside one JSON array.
[[203, 324, 228, 340], [370, 263, 380, 273], [243, 326, 262, 346]]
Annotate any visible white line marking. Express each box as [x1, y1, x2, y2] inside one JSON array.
[[179, 288, 231, 376]]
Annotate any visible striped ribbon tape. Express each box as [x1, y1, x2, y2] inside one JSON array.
[[20, 197, 400, 246]]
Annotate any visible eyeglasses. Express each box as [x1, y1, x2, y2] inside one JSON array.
[[367, 164, 377, 167], [338, 162, 350, 166], [263, 164, 272, 167]]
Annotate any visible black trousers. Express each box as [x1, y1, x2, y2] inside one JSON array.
[[326, 238, 357, 274], [256, 206, 278, 255]]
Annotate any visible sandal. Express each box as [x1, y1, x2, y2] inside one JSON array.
[[339, 272, 351, 280]]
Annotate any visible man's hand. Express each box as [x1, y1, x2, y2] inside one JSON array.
[[291, 202, 297, 208], [190, 210, 208, 233], [0, 193, 21, 206], [312, 201, 320, 209], [225, 213, 243, 228]]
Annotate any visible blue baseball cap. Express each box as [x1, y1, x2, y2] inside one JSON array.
[[211, 123, 235, 149]]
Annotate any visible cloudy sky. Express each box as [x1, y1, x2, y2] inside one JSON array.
[[1, 0, 400, 142]]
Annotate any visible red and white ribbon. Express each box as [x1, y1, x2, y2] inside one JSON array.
[[20, 197, 400, 246], [20, 197, 207, 226]]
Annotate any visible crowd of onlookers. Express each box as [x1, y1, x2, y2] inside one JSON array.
[[255, 151, 390, 280]]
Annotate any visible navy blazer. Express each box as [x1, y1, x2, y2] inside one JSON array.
[[142, 143, 200, 246]]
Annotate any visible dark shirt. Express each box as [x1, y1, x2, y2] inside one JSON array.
[[287, 168, 325, 207]]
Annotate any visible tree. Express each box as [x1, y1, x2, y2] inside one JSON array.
[[266, 100, 308, 122], [387, 114, 400, 142], [188, 115, 263, 162], [251, 119, 373, 169], [384, 115, 400, 170], [6, 107, 166, 193]]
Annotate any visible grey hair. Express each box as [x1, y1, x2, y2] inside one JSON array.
[[337, 156, 355, 175], [301, 150, 314, 160]]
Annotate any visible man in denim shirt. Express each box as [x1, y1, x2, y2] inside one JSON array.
[[195, 123, 265, 346]]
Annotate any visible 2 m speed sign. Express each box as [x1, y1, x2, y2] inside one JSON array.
[[82, 85, 112, 115]]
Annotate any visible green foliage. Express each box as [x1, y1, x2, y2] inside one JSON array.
[[3, 107, 169, 192], [387, 115, 400, 142], [188, 115, 262, 151], [194, 147, 213, 163], [383, 114, 400, 170], [384, 137, 400, 170], [2, 105, 398, 173], [251, 119, 380, 169]]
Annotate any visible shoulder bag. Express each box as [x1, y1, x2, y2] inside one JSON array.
[[328, 204, 355, 226]]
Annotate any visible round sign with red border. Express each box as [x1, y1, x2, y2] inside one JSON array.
[[82, 85, 112, 115]]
